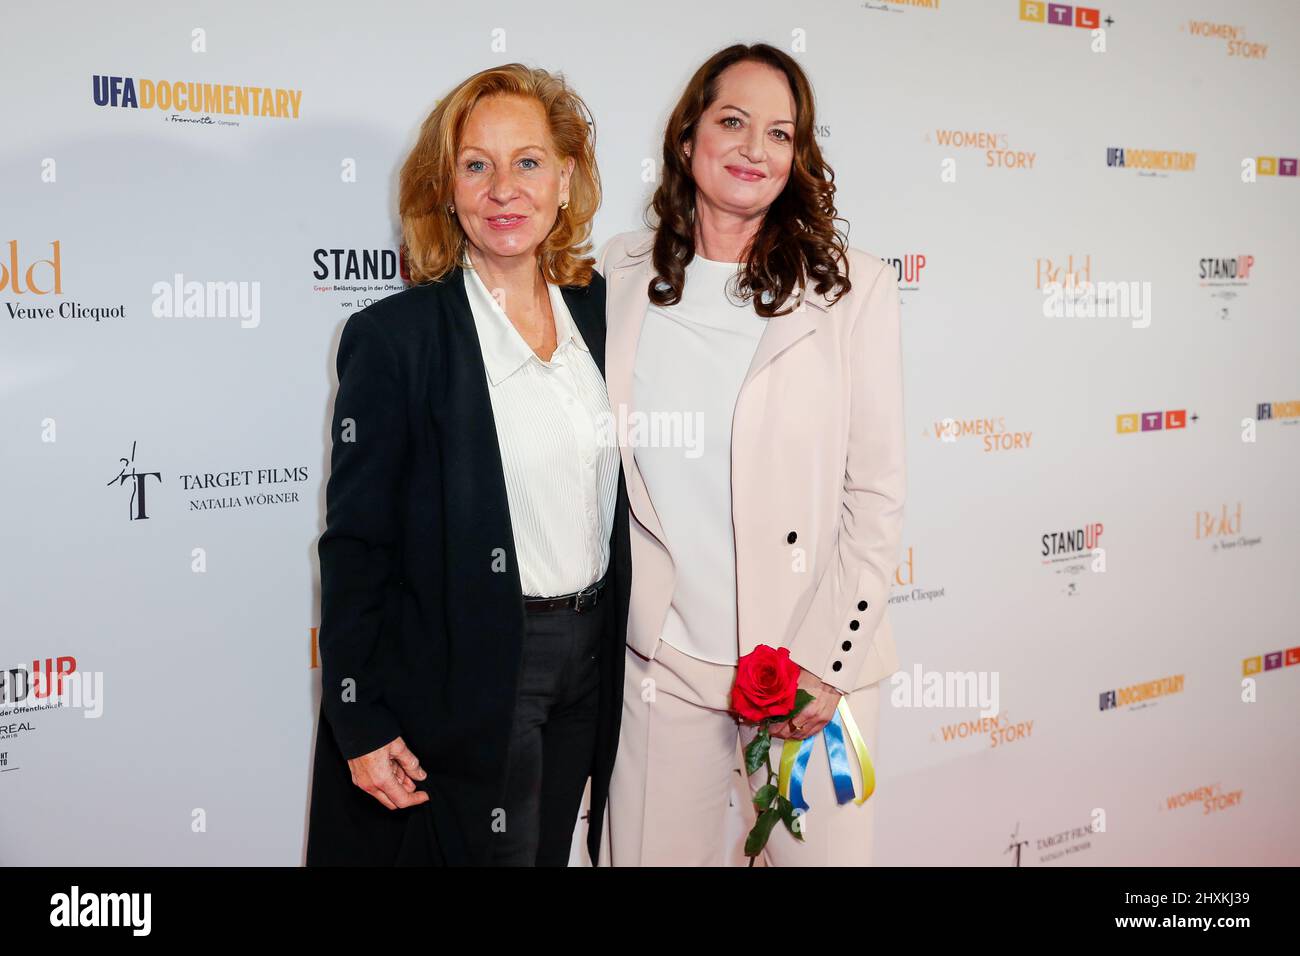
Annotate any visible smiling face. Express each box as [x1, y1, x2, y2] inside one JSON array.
[[686, 60, 797, 222], [452, 94, 574, 268]]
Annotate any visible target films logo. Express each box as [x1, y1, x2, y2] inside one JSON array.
[[107, 441, 310, 519], [107, 441, 161, 520], [1005, 818, 1100, 866], [92, 73, 302, 128]]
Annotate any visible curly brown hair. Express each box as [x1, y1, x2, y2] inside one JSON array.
[[398, 63, 600, 286], [647, 43, 851, 317]]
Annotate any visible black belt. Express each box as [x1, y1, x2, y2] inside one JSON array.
[[524, 576, 608, 613]]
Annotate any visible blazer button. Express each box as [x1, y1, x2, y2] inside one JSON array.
[[786, 531, 797, 544], [849, 620, 860, 631], [858, 600, 868, 611], [832, 661, 843, 672], [842, 640, 852, 651]]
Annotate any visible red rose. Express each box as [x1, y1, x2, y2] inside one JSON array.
[[731, 645, 800, 723]]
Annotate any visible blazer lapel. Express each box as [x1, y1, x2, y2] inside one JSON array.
[[426, 265, 527, 621], [561, 282, 606, 377], [604, 255, 671, 552], [605, 252, 837, 553], [739, 283, 830, 391]]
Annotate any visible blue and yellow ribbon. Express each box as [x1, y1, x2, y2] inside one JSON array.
[[776, 696, 875, 813]]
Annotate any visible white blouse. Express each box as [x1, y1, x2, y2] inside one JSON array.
[[462, 264, 619, 598], [632, 255, 768, 664]]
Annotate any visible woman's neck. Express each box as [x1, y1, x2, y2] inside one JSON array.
[[693, 195, 763, 263], [466, 245, 546, 304]]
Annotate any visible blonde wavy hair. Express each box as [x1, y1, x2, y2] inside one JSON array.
[[398, 63, 600, 286]]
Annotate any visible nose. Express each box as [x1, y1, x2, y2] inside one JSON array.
[[486, 167, 519, 205], [739, 127, 767, 165]]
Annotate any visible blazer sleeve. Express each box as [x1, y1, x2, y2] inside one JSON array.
[[786, 257, 906, 693], [317, 309, 406, 759]]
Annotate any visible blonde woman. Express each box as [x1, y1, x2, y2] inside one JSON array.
[[307, 64, 630, 867]]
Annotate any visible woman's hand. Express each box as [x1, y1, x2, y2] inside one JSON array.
[[347, 736, 430, 810], [769, 668, 844, 740]]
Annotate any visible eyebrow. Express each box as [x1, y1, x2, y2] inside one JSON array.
[[718, 104, 794, 126], [457, 143, 548, 155]]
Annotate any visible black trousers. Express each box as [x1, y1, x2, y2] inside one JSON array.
[[489, 590, 607, 866]]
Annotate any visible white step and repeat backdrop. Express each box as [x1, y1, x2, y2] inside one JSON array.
[[2, 0, 1297, 866]]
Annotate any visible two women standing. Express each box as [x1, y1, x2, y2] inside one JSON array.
[[308, 43, 905, 867]]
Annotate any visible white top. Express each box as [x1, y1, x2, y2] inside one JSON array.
[[462, 264, 619, 598], [632, 255, 768, 664]]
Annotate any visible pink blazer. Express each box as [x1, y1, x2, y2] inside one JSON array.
[[597, 229, 905, 693]]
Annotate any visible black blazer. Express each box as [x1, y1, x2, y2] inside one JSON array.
[[305, 265, 630, 866]]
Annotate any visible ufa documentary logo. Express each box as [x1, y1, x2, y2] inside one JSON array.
[[108, 441, 310, 518], [1098, 673, 1184, 712], [92, 74, 302, 128], [1106, 147, 1196, 175], [1256, 400, 1300, 424], [1, 240, 126, 321], [871, 0, 942, 15]]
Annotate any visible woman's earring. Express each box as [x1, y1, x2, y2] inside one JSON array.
[[448, 203, 455, 214], [559, 199, 569, 210]]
